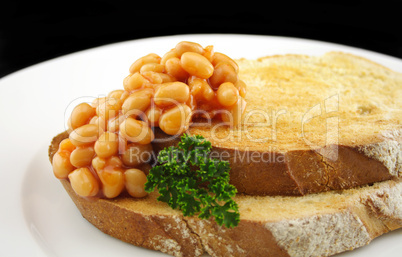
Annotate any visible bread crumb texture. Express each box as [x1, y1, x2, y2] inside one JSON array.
[[190, 52, 402, 153]]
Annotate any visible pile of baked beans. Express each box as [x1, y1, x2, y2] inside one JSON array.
[[52, 41, 247, 199]]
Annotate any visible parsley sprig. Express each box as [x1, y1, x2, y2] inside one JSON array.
[[145, 134, 240, 228]]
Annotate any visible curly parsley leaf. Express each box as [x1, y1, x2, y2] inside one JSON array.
[[145, 134, 240, 228]]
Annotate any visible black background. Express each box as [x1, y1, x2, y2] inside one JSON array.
[[1, 0, 401, 78]]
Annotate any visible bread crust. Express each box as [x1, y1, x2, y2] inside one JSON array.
[[153, 128, 397, 196]]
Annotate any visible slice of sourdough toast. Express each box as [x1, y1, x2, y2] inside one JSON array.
[[50, 132, 402, 257], [153, 52, 402, 196]]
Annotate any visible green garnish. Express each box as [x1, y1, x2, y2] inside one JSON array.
[[145, 134, 240, 228]]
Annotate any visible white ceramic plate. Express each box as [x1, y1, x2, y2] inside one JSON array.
[[0, 34, 401, 257]]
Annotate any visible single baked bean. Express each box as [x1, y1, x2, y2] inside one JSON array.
[[186, 94, 197, 111], [165, 57, 188, 82], [70, 103, 96, 129], [66, 116, 74, 133], [140, 63, 165, 73], [96, 97, 121, 121], [68, 167, 99, 197], [157, 72, 176, 83], [107, 114, 124, 132], [221, 97, 246, 126], [235, 79, 247, 98], [89, 115, 107, 132], [121, 143, 153, 167], [129, 53, 161, 74], [141, 71, 163, 84], [58, 138, 76, 152], [91, 97, 107, 108], [154, 82, 190, 107], [92, 156, 106, 172], [217, 82, 239, 107], [145, 106, 162, 126], [188, 77, 214, 101], [124, 72, 149, 92], [122, 88, 153, 117], [180, 52, 214, 79], [94, 132, 119, 158], [209, 62, 238, 90], [107, 155, 123, 168], [96, 168, 125, 198], [119, 90, 130, 103], [120, 117, 154, 144], [175, 41, 204, 56], [124, 169, 148, 198], [203, 45, 214, 62], [52, 150, 74, 179], [188, 76, 202, 96], [107, 89, 125, 101], [202, 84, 215, 101], [92, 155, 123, 172], [161, 49, 178, 65], [159, 104, 192, 135], [69, 124, 101, 146], [123, 74, 131, 88], [70, 146, 95, 167], [212, 52, 239, 73]]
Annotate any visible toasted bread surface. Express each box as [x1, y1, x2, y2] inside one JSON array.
[[195, 52, 402, 151], [153, 52, 402, 195]]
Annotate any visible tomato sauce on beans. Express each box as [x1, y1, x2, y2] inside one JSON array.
[[52, 41, 248, 199]]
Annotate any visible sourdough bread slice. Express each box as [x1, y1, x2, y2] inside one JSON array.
[[153, 52, 402, 196], [49, 132, 402, 257]]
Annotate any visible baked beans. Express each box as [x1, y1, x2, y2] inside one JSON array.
[[159, 104, 192, 135], [69, 124, 102, 146], [68, 167, 99, 197], [154, 82, 190, 107], [165, 57, 188, 81], [125, 169, 148, 198], [53, 40, 248, 199], [181, 52, 214, 79], [122, 88, 153, 116], [70, 103, 96, 130], [119, 118, 154, 144], [94, 132, 119, 158], [70, 146, 95, 167], [129, 53, 161, 74], [175, 41, 204, 56], [217, 82, 239, 107], [97, 167, 125, 198], [209, 62, 238, 90], [52, 150, 74, 179]]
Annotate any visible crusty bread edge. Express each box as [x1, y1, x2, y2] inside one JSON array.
[[153, 127, 401, 196], [49, 132, 402, 257], [357, 128, 402, 177]]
